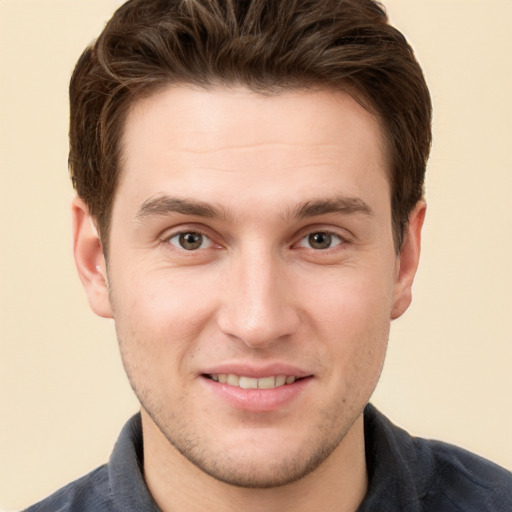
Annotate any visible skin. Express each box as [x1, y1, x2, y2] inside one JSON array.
[[73, 86, 425, 512]]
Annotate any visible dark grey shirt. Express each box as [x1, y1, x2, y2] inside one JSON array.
[[24, 404, 512, 511]]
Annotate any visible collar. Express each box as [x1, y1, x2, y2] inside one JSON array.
[[108, 414, 161, 511], [357, 403, 434, 511]]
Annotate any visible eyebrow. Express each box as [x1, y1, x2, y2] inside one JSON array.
[[292, 196, 374, 219], [136, 196, 232, 221], [135, 194, 373, 222]]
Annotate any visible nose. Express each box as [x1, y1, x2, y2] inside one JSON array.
[[216, 249, 301, 349]]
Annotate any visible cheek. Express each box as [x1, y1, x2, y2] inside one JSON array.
[[304, 267, 393, 380], [110, 268, 218, 369], [306, 263, 395, 327]]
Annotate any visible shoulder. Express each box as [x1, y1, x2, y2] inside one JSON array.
[[420, 439, 512, 511], [362, 404, 512, 511], [22, 413, 159, 512], [22, 464, 114, 512]]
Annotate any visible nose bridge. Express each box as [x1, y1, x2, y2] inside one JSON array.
[[217, 244, 299, 347]]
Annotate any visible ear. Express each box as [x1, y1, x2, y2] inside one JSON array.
[[72, 197, 113, 318], [391, 201, 426, 320]]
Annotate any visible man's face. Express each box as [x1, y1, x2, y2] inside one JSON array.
[[78, 86, 422, 488]]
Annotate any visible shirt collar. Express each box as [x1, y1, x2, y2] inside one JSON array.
[[108, 413, 161, 511], [358, 403, 434, 511]]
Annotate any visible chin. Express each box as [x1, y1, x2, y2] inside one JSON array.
[[182, 442, 338, 489], [155, 419, 349, 489]]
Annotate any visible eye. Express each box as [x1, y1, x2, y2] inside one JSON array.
[[168, 231, 214, 251], [297, 232, 343, 250]]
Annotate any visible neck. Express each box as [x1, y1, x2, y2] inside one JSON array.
[[142, 410, 368, 512]]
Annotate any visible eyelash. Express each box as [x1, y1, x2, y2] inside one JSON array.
[[163, 228, 347, 253], [167, 231, 215, 251], [295, 231, 345, 251]]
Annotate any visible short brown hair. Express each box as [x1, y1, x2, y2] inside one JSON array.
[[69, 0, 431, 252]]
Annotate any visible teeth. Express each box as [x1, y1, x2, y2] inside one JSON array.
[[257, 376, 276, 389], [275, 375, 286, 386], [239, 376, 258, 389], [227, 374, 239, 386], [209, 374, 297, 389]]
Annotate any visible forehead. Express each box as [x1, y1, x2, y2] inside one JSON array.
[[116, 85, 389, 213], [123, 85, 386, 156]]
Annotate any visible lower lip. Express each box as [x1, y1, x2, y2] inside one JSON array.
[[201, 376, 311, 412]]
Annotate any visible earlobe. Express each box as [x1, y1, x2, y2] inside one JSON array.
[[72, 197, 113, 318], [391, 201, 426, 320]]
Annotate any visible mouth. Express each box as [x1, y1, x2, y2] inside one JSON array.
[[201, 370, 312, 411], [204, 373, 302, 390]]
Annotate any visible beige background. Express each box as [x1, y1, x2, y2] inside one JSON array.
[[1, 0, 511, 509]]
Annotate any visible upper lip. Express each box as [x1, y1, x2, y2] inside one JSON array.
[[200, 363, 312, 379]]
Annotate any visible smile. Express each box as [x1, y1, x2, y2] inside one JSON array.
[[208, 374, 297, 389]]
